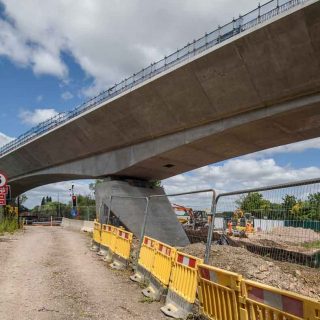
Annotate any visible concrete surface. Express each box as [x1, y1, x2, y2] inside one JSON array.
[[95, 179, 190, 246], [61, 217, 94, 233], [0, 0, 320, 196]]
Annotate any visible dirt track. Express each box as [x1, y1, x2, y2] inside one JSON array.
[[0, 226, 166, 320]]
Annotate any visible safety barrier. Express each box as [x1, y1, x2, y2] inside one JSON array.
[[161, 251, 203, 319], [103, 225, 118, 262], [110, 228, 133, 270], [130, 236, 157, 283], [240, 279, 320, 320], [91, 221, 101, 252], [198, 264, 242, 320], [142, 241, 176, 301], [99, 224, 113, 256]]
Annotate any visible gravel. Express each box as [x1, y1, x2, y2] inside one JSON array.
[[0, 226, 166, 320], [181, 242, 320, 300]]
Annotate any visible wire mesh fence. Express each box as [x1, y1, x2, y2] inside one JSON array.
[[214, 179, 320, 268]]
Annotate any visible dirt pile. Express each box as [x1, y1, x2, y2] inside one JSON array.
[[181, 243, 320, 300]]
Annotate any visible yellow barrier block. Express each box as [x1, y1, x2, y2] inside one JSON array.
[[138, 236, 157, 273], [152, 241, 176, 286], [109, 226, 118, 253], [161, 251, 203, 319], [169, 251, 203, 303], [100, 224, 114, 249], [198, 264, 242, 320], [93, 221, 101, 244], [114, 228, 133, 260], [241, 279, 320, 320], [142, 241, 176, 300]]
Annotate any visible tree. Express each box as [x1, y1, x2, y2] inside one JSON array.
[[89, 179, 103, 192], [282, 195, 297, 217], [236, 192, 266, 212], [41, 197, 46, 206]]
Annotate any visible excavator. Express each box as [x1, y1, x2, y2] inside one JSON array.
[[172, 203, 208, 229]]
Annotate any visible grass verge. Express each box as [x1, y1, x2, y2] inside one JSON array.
[[0, 218, 20, 235]]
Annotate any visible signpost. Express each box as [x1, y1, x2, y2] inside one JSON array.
[[0, 172, 8, 206]]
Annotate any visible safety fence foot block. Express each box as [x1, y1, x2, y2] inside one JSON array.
[[130, 265, 149, 284], [90, 241, 100, 252], [142, 275, 167, 302], [110, 254, 127, 271], [97, 245, 108, 257], [103, 251, 113, 263], [160, 290, 193, 320]]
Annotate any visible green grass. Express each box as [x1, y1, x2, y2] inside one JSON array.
[[0, 218, 20, 235], [302, 240, 320, 249]]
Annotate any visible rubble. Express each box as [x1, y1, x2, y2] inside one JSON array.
[[181, 242, 320, 300]]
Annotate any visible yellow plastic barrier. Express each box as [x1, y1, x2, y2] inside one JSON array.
[[197, 263, 242, 320], [142, 241, 176, 300], [93, 221, 101, 244], [130, 236, 157, 283], [100, 224, 114, 249], [161, 251, 203, 319], [114, 228, 133, 260], [240, 279, 320, 320], [138, 236, 157, 272], [153, 241, 176, 286]]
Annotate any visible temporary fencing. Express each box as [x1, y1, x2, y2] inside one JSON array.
[[142, 241, 176, 301], [205, 178, 320, 267], [99, 224, 116, 258], [91, 221, 101, 252], [130, 236, 157, 283], [161, 251, 203, 319], [110, 227, 133, 270], [240, 279, 320, 320], [198, 264, 243, 320]]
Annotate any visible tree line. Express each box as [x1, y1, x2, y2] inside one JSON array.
[[235, 192, 320, 221]]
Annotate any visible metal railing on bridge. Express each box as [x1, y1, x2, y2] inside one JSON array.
[[0, 0, 309, 157]]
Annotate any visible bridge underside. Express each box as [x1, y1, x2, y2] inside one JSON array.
[[9, 92, 320, 197], [2, 0, 320, 197]]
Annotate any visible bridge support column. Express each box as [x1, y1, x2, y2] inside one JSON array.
[[95, 178, 189, 247]]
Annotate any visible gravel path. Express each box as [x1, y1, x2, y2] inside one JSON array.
[[0, 226, 166, 320]]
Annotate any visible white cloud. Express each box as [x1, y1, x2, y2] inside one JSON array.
[[19, 108, 58, 126], [0, 132, 14, 147], [248, 137, 320, 158], [24, 180, 94, 209], [0, 0, 260, 94], [163, 158, 320, 208], [61, 91, 73, 100]]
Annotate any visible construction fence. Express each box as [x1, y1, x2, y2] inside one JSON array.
[[213, 178, 320, 268], [92, 225, 320, 320]]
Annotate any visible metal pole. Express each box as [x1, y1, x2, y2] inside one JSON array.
[[137, 197, 150, 256], [204, 190, 217, 263], [106, 195, 112, 225]]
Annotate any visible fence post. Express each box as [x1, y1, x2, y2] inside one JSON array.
[[106, 195, 112, 225], [204, 190, 217, 264], [137, 197, 150, 257]]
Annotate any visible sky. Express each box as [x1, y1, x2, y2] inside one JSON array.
[[0, 0, 319, 209]]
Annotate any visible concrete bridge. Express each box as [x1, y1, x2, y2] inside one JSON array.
[[0, 0, 319, 245]]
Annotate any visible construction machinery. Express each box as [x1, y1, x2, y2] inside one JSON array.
[[225, 209, 254, 237], [172, 203, 209, 229]]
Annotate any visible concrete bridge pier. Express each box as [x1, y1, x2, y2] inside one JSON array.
[[95, 178, 190, 247]]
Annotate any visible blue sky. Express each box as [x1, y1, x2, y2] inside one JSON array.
[[0, 0, 319, 208]]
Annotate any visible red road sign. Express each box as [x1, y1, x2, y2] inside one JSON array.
[[0, 199, 6, 206], [0, 172, 7, 188], [0, 194, 5, 200], [0, 186, 9, 194]]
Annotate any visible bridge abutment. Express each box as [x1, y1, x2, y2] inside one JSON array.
[[95, 178, 189, 247]]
